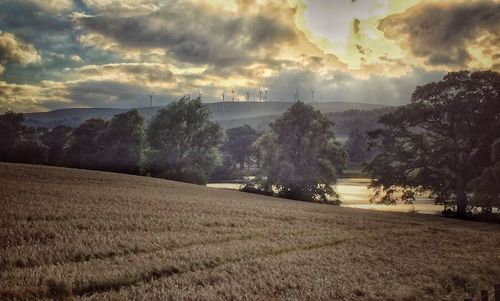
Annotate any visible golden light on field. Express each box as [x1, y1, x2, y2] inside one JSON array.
[[208, 178, 445, 215], [1, 163, 499, 300]]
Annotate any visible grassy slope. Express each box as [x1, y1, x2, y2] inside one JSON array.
[[0, 163, 499, 301]]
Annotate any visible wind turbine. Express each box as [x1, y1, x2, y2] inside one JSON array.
[[259, 85, 263, 102], [310, 88, 314, 103], [264, 88, 268, 102], [245, 91, 250, 102], [222, 90, 225, 102], [146, 93, 153, 108], [231, 89, 235, 102], [197, 88, 202, 99]]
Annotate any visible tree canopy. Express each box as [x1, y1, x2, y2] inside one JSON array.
[[41, 125, 72, 165], [223, 125, 259, 169], [62, 117, 109, 169], [62, 109, 144, 173], [0, 111, 26, 162], [99, 109, 145, 174], [257, 102, 347, 203], [470, 139, 500, 213], [145, 96, 224, 184], [345, 129, 372, 163], [365, 70, 500, 217]]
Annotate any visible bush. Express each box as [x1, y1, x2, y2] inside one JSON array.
[[12, 139, 48, 164], [239, 183, 274, 197]]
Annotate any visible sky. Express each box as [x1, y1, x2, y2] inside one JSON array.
[[0, 0, 498, 112]]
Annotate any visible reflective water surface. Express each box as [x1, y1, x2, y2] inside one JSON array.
[[207, 178, 445, 215]]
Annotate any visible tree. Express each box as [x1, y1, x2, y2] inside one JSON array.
[[12, 139, 48, 164], [223, 125, 259, 169], [99, 109, 145, 174], [62, 118, 108, 169], [365, 71, 500, 217], [256, 102, 347, 203], [145, 96, 224, 184], [345, 129, 371, 163], [62, 110, 145, 173], [0, 111, 26, 162], [470, 139, 500, 213], [41, 125, 72, 165]]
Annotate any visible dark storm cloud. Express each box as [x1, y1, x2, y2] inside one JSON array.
[[0, 1, 72, 39], [379, 1, 500, 67], [76, 1, 297, 69], [77, 63, 176, 84], [0, 0, 122, 84]]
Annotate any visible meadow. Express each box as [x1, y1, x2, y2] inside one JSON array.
[[1, 162, 499, 300]]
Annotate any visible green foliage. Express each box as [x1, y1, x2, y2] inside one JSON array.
[[211, 125, 260, 181], [364, 70, 500, 217], [223, 125, 259, 169], [62, 117, 109, 169], [12, 139, 49, 164], [41, 125, 72, 165], [0, 111, 26, 162], [470, 139, 500, 213], [0, 111, 49, 164], [345, 129, 372, 163], [100, 109, 145, 174], [256, 102, 347, 203], [145, 96, 224, 184], [63, 109, 145, 173]]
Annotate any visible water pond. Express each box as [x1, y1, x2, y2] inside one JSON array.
[[207, 178, 444, 215]]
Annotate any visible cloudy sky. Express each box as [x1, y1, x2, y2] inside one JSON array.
[[0, 0, 498, 112]]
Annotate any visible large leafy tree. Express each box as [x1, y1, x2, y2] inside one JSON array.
[[0, 111, 49, 164], [41, 125, 72, 165], [63, 110, 145, 173], [257, 102, 347, 203], [145, 96, 224, 184], [345, 129, 372, 163], [223, 125, 259, 169], [12, 138, 49, 164], [99, 109, 145, 174], [365, 71, 500, 217], [470, 139, 500, 213], [0, 111, 26, 162], [62, 118, 109, 169]]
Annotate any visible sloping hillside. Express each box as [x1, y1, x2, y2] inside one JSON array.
[[0, 163, 498, 300], [24, 101, 389, 129]]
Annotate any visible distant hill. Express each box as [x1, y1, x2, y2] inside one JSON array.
[[207, 101, 388, 121], [218, 107, 397, 138], [24, 101, 389, 129]]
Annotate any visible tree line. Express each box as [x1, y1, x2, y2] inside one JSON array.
[[0, 97, 347, 203], [1, 70, 498, 218], [1, 97, 252, 184]]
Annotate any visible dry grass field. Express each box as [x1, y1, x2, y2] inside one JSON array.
[[1, 163, 499, 301]]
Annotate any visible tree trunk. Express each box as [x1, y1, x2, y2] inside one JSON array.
[[456, 172, 467, 218]]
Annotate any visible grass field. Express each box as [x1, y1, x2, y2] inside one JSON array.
[[1, 163, 499, 300]]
